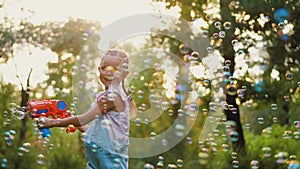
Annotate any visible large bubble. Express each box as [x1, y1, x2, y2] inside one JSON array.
[[71, 13, 230, 158]]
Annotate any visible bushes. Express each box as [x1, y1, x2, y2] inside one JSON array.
[[0, 80, 299, 169]]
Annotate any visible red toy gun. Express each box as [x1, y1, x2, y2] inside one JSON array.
[[27, 99, 77, 137]]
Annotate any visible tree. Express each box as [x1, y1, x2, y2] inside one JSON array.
[[151, 0, 300, 153], [0, 5, 101, 168]]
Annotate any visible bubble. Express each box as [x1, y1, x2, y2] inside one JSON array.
[[224, 22, 232, 30], [82, 33, 89, 41], [219, 31, 226, 38], [271, 104, 277, 110], [214, 21, 221, 29], [135, 118, 141, 126], [175, 124, 186, 137], [71, 65, 78, 72], [1, 158, 8, 168], [227, 84, 237, 96], [200, 80, 208, 88], [107, 92, 115, 102], [179, 44, 189, 54], [212, 32, 219, 39], [177, 159, 184, 167], [198, 150, 209, 165], [17, 147, 24, 156], [289, 155, 297, 161], [9, 102, 17, 110], [237, 49, 245, 55], [231, 39, 238, 46], [80, 64, 87, 72], [293, 131, 300, 139], [3, 118, 10, 127], [222, 144, 229, 152], [161, 101, 169, 111], [201, 30, 209, 38], [223, 66, 230, 72], [262, 127, 272, 137], [121, 63, 129, 72], [183, 54, 191, 62], [37, 154, 45, 165], [49, 143, 54, 150], [99, 118, 110, 128], [208, 116, 215, 123], [224, 60, 231, 67], [262, 147, 271, 157], [144, 163, 155, 169], [113, 158, 121, 167], [213, 129, 220, 136], [14, 110, 25, 120], [157, 161, 164, 169], [232, 152, 238, 159], [177, 109, 184, 116], [222, 134, 227, 141], [231, 107, 237, 114], [271, 117, 278, 123], [294, 121, 300, 128], [283, 95, 290, 102], [237, 89, 245, 98], [250, 160, 259, 169], [3, 111, 8, 118], [9, 130, 16, 135], [191, 51, 199, 60], [229, 131, 239, 142], [278, 22, 285, 29], [137, 90, 144, 98], [285, 71, 293, 80], [232, 160, 239, 168], [206, 46, 214, 53], [275, 152, 288, 164], [186, 137, 192, 144], [150, 132, 156, 140], [158, 156, 164, 162], [202, 108, 208, 116], [167, 164, 177, 169], [162, 139, 168, 146], [4, 131, 14, 146], [91, 143, 98, 153], [283, 130, 292, 139]]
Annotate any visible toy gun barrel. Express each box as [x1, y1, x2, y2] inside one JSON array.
[[27, 99, 69, 137]]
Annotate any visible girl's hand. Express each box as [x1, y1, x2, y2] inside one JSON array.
[[77, 125, 89, 133], [38, 117, 55, 129]]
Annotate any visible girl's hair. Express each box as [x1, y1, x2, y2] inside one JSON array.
[[103, 49, 137, 118]]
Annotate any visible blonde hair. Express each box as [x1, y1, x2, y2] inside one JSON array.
[[101, 49, 129, 64]]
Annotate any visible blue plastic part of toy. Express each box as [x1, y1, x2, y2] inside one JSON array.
[[37, 109, 48, 114], [40, 128, 51, 137], [57, 101, 67, 111]]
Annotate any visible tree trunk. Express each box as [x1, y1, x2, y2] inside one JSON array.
[[220, 0, 246, 152], [19, 69, 32, 140], [20, 88, 29, 140]]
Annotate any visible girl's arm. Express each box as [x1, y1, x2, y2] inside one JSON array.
[[39, 92, 125, 129], [40, 103, 100, 128]]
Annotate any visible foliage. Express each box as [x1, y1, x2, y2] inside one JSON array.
[[0, 0, 300, 168]]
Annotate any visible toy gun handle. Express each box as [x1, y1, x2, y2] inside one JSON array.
[[36, 109, 52, 138]]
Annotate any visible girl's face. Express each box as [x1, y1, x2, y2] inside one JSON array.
[[98, 56, 128, 88]]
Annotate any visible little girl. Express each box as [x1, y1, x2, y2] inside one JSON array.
[[40, 49, 136, 169]]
